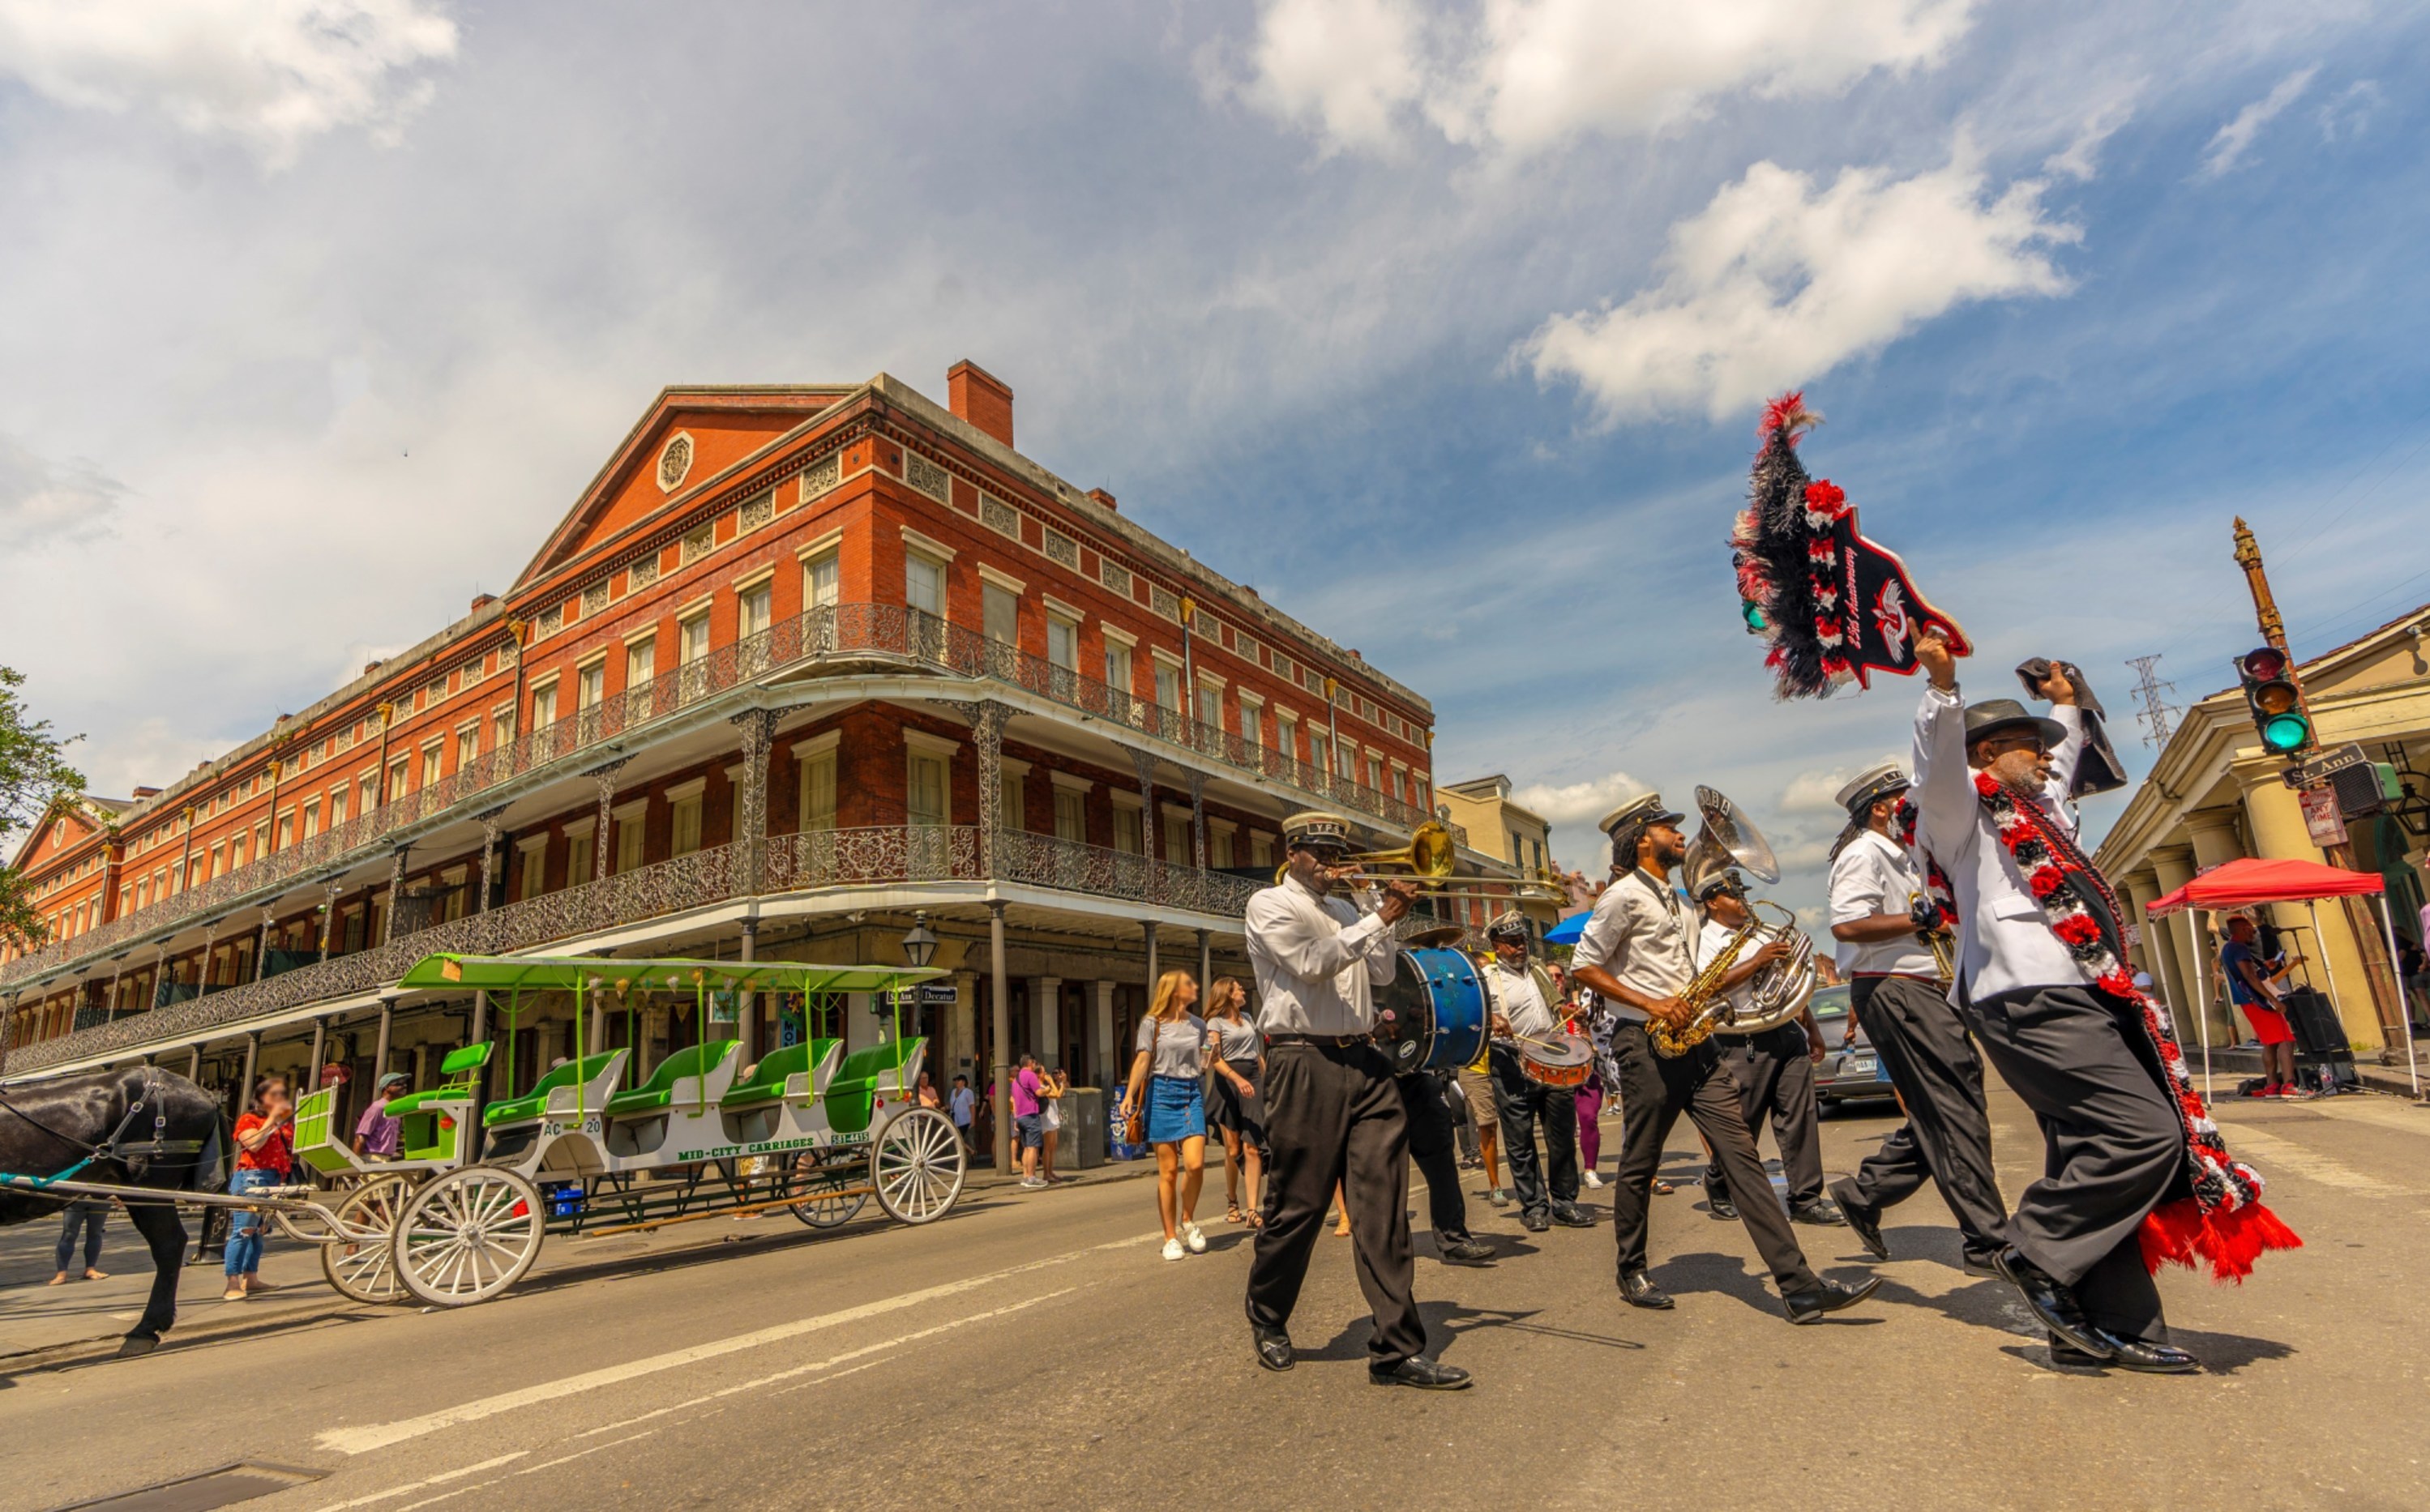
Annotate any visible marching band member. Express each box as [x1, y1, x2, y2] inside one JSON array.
[[1909, 634, 2295, 1372], [1569, 793, 1880, 1322], [1821, 760, 2011, 1277], [1396, 1067, 1498, 1266], [1243, 811, 1471, 1390], [1481, 912, 1594, 1234], [1690, 871, 1843, 1228]]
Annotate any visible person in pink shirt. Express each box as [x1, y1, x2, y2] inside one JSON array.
[[1011, 1053, 1047, 1189]]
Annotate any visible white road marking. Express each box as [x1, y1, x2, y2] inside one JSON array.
[[2223, 1124, 2421, 1198], [310, 1452, 529, 1510], [320, 1231, 1159, 1455]]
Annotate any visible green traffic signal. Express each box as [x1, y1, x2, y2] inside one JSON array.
[[2261, 712, 2310, 753]]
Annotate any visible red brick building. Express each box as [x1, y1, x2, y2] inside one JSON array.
[[1, 363, 1470, 1125]]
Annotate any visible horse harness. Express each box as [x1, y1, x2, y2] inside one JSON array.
[[0, 1069, 208, 1186]]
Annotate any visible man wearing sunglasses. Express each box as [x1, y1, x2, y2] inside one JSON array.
[[1909, 634, 2200, 1373]]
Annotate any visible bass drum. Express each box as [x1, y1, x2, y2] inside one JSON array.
[[1372, 948, 1489, 1074]]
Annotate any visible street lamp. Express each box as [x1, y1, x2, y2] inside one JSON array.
[[901, 912, 938, 969]]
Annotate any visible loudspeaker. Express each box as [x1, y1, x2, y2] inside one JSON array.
[[2279, 988, 2349, 1058]]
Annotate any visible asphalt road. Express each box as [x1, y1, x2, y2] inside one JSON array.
[[6, 1084, 2428, 1512]]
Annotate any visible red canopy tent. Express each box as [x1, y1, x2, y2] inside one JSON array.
[[2141, 856, 2414, 1095]]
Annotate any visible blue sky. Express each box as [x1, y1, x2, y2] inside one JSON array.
[[1, 1, 2424, 921]]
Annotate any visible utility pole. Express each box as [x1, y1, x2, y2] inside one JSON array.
[[2231, 517, 2405, 1054], [2124, 654, 2179, 749]]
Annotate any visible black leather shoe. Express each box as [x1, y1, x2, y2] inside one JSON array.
[[1252, 1326, 1294, 1373], [2071, 1334, 2201, 1374], [1370, 1354, 1473, 1390], [1619, 1271, 1675, 1309], [1961, 1249, 2004, 1279], [1520, 1210, 1551, 1232], [1782, 1275, 1882, 1324], [1551, 1202, 1596, 1228], [1790, 1199, 1848, 1228], [1992, 1246, 2112, 1360], [1708, 1199, 1739, 1220], [1436, 1236, 1496, 1266], [1829, 1178, 1889, 1260]]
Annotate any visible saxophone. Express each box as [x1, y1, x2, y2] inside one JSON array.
[[1648, 913, 1762, 1058]]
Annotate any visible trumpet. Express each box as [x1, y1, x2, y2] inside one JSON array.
[[1274, 820, 1567, 905]]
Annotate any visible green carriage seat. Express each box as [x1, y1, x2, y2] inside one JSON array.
[[482, 1049, 625, 1128], [822, 1037, 926, 1136], [605, 1039, 742, 1118], [381, 1042, 494, 1118], [719, 1038, 843, 1108], [292, 1086, 357, 1177]]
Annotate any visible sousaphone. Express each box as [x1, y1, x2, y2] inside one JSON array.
[[1666, 786, 1815, 1048]]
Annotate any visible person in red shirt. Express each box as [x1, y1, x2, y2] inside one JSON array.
[[225, 1075, 295, 1300]]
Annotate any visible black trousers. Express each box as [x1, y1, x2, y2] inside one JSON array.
[[1247, 1042, 1427, 1363], [1488, 1045, 1578, 1219], [1608, 1023, 1820, 1295], [1396, 1070, 1474, 1245], [1701, 1024, 1824, 1210], [1960, 983, 2182, 1344], [1846, 975, 2010, 1261]]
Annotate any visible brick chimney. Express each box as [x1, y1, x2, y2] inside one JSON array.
[[132, 786, 160, 800], [948, 361, 1014, 448], [1087, 487, 1118, 513], [470, 592, 496, 614]]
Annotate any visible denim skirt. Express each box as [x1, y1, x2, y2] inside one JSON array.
[[1147, 1074, 1205, 1144]]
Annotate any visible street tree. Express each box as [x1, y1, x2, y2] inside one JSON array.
[[0, 666, 88, 951]]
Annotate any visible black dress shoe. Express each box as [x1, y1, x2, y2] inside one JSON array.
[[1550, 1202, 1596, 1228], [1436, 1236, 1496, 1266], [1961, 1249, 2004, 1279], [1991, 1246, 2111, 1360], [1252, 1326, 1295, 1372], [1520, 1210, 1551, 1232], [1708, 1199, 1739, 1220], [1782, 1275, 1882, 1324], [2063, 1334, 2201, 1374], [1829, 1178, 1889, 1260], [1619, 1271, 1675, 1309], [1370, 1354, 1473, 1390], [1790, 1199, 1848, 1228]]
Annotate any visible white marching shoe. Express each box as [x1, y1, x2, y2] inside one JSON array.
[[1582, 1170, 1606, 1189], [1162, 1237, 1187, 1262], [1184, 1221, 1208, 1254]]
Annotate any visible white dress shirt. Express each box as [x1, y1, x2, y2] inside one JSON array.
[[1827, 829, 1940, 979], [1571, 868, 1696, 1024], [1693, 916, 1759, 1022], [1245, 874, 1400, 1037], [1910, 686, 2090, 1002], [1487, 960, 1559, 1043]]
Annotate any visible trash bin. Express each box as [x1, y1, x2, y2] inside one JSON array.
[[1063, 1087, 1105, 1169]]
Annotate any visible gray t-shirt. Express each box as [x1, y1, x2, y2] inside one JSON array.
[[1136, 1014, 1208, 1080], [1209, 1015, 1261, 1066]]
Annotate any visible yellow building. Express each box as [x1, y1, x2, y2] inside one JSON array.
[[2094, 603, 2430, 1057], [1435, 775, 1564, 936]]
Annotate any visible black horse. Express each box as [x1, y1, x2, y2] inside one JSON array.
[[0, 1066, 225, 1356]]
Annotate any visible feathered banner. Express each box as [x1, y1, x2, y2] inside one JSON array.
[[1734, 392, 1970, 699]]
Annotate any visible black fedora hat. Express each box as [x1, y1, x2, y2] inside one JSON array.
[[1964, 698, 2067, 751]]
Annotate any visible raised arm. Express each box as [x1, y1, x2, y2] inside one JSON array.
[[1911, 632, 1971, 854]]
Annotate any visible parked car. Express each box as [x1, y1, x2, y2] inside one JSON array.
[[1807, 984, 1898, 1113]]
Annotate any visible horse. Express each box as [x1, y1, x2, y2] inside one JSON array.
[[0, 1066, 225, 1357]]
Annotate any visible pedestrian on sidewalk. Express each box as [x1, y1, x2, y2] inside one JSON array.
[[916, 1070, 943, 1111], [1120, 968, 1209, 1261], [1204, 976, 1267, 1226], [1575, 1066, 1607, 1188], [949, 1074, 976, 1152], [226, 1074, 296, 1301], [1039, 1065, 1071, 1184], [355, 1071, 408, 1159], [1012, 1054, 1048, 1188], [49, 1198, 109, 1284]]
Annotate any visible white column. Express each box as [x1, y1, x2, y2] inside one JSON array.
[[1091, 980, 1117, 1087], [1033, 976, 1063, 1069]]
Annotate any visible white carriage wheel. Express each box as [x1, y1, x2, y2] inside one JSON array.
[[871, 1106, 966, 1225], [319, 1175, 412, 1305], [393, 1167, 545, 1307], [785, 1151, 869, 1229]]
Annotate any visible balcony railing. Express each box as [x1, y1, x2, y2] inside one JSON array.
[[3, 602, 1438, 990], [3, 825, 1268, 1074]]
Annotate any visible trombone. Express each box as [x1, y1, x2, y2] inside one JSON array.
[[1272, 820, 1567, 905]]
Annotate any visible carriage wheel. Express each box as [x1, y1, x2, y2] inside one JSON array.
[[319, 1176, 411, 1305], [871, 1106, 965, 1225], [784, 1151, 869, 1229], [393, 1167, 544, 1307]]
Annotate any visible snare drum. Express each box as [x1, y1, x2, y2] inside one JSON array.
[[1371, 948, 1489, 1074], [1517, 1034, 1594, 1088]]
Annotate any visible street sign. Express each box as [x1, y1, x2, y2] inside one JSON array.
[[2284, 742, 2369, 788], [883, 984, 957, 1006], [2299, 784, 2348, 847]]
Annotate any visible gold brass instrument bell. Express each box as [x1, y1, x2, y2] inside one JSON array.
[[1271, 820, 1566, 906]]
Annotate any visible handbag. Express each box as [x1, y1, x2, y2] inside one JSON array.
[[1120, 1081, 1146, 1145]]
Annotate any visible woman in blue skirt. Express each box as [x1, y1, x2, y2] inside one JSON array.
[[1120, 969, 1210, 1262]]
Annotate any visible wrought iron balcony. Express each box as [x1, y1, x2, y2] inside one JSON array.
[[3, 602, 1439, 991]]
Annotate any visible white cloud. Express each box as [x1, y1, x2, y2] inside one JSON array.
[[1521, 152, 2078, 422], [2194, 65, 2317, 181], [1512, 768, 1648, 826], [2316, 79, 2381, 143], [2042, 88, 2139, 182], [0, 434, 124, 552], [1778, 755, 1901, 815], [0, 0, 459, 168], [1234, 0, 1976, 156]]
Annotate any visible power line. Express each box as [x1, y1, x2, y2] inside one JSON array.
[[2124, 653, 2180, 749]]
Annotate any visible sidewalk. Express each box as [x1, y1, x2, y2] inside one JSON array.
[[2, 1154, 1161, 1370]]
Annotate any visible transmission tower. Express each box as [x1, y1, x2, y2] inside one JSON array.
[[2124, 653, 2180, 749]]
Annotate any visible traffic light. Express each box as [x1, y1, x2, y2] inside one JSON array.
[[2235, 647, 2312, 755]]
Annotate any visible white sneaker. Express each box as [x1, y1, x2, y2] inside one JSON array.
[[1183, 1221, 1207, 1254], [1582, 1170, 1606, 1189], [1162, 1237, 1186, 1262]]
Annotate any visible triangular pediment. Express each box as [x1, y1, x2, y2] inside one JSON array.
[[514, 386, 857, 591], [10, 796, 123, 874]]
